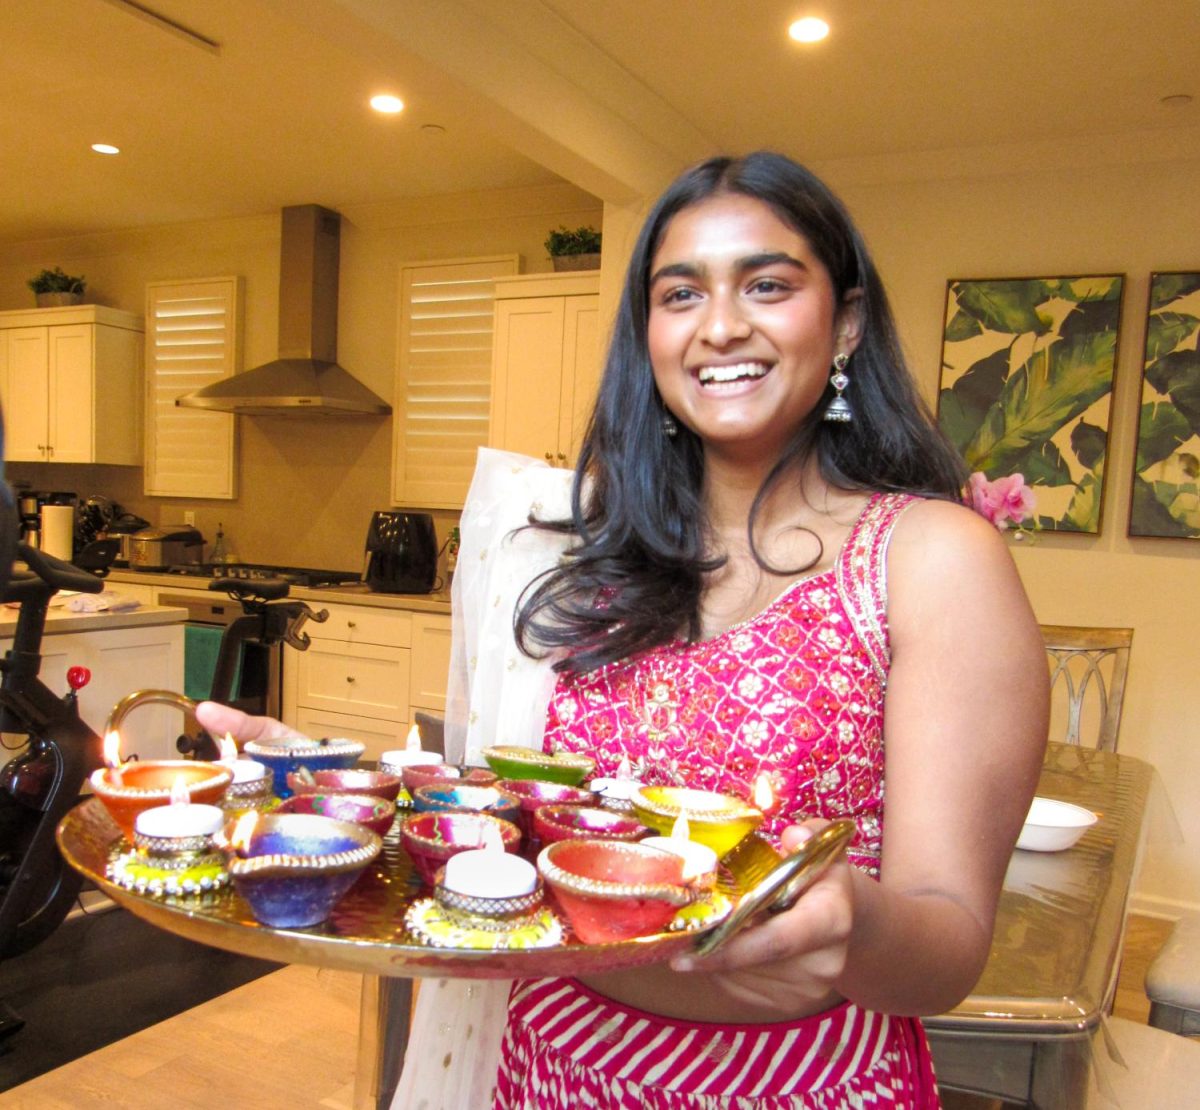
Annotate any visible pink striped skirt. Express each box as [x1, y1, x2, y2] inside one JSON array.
[[493, 978, 940, 1109]]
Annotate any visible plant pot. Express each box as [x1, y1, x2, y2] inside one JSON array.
[[35, 292, 83, 307], [551, 253, 601, 272]]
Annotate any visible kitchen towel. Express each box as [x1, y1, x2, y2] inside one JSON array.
[[184, 624, 242, 702], [41, 504, 75, 561]]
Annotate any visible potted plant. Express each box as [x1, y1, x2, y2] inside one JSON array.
[[544, 226, 602, 272], [28, 267, 86, 308]]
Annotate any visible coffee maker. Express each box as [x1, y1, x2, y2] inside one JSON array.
[[17, 492, 42, 549]]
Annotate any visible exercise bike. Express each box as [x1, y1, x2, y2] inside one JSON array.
[[0, 542, 110, 1045]]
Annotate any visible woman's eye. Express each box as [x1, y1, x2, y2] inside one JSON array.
[[659, 286, 700, 306], [748, 277, 788, 296]]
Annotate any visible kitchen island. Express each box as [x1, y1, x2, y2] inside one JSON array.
[[1, 600, 186, 765]]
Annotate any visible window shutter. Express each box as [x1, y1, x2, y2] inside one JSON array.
[[392, 256, 519, 507], [144, 277, 240, 499]]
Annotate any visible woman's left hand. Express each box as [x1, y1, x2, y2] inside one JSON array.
[[668, 820, 857, 1018]]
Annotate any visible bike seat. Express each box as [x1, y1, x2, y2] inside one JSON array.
[[208, 577, 290, 602]]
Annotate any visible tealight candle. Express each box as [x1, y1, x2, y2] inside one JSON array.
[[381, 725, 442, 771], [135, 801, 225, 839], [591, 756, 641, 804], [441, 825, 537, 898], [642, 813, 719, 881], [229, 758, 269, 785]]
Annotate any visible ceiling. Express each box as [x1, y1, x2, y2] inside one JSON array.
[[2, 0, 1197, 244]]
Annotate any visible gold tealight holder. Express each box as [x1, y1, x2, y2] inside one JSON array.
[[631, 786, 763, 860]]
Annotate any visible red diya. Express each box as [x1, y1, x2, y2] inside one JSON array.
[[532, 804, 649, 846], [286, 768, 404, 803], [496, 779, 597, 836], [537, 838, 696, 944], [91, 740, 233, 841], [399, 810, 522, 886]]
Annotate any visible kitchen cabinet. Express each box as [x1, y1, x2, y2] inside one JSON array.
[[488, 272, 600, 467], [0, 614, 184, 769], [0, 305, 143, 464]]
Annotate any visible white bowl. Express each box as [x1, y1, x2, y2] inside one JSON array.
[[1016, 796, 1099, 852]]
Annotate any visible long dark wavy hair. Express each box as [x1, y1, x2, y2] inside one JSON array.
[[515, 151, 965, 673]]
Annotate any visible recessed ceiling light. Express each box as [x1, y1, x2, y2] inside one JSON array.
[[91, 143, 120, 155], [788, 17, 830, 43], [1160, 93, 1193, 108], [370, 94, 404, 114]]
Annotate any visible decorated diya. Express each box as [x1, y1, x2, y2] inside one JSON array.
[[90, 750, 234, 842], [275, 792, 397, 838], [242, 736, 365, 798], [410, 783, 521, 826], [481, 745, 595, 787], [631, 786, 763, 860], [399, 810, 522, 886], [497, 778, 597, 836], [532, 804, 649, 846], [537, 838, 696, 944], [214, 811, 381, 928], [285, 768, 403, 803]]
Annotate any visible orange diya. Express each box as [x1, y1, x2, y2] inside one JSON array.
[[91, 732, 233, 841]]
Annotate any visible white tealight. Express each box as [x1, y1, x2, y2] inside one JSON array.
[[591, 777, 640, 801], [642, 835, 718, 881], [135, 802, 225, 838], [442, 847, 537, 898], [229, 759, 268, 785], [380, 749, 442, 770]]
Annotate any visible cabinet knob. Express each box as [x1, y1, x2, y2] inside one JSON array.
[[544, 452, 554, 463], [346, 675, 356, 684], [347, 620, 357, 629], [556, 452, 567, 464]]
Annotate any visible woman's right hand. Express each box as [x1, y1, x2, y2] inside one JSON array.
[[194, 700, 302, 745]]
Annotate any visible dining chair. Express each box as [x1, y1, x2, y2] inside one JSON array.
[[1040, 625, 1133, 752], [1146, 914, 1200, 1038]]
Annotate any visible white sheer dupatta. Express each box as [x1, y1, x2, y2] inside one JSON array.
[[391, 449, 576, 1110]]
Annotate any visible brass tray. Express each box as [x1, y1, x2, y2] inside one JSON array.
[[58, 798, 809, 980]]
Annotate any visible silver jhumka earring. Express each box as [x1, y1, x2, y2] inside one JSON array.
[[662, 411, 678, 437], [824, 353, 852, 423]]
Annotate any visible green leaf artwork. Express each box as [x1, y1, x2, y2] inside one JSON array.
[[1129, 272, 1200, 539], [937, 275, 1124, 534]]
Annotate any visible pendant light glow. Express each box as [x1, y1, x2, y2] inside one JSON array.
[[370, 94, 404, 114], [91, 143, 121, 155], [788, 17, 830, 43]]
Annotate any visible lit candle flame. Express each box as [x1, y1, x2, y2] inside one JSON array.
[[753, 772, 775, 814], [616, 756, 633, 781], [670, 812, 691, 841], [103, 730, 124, 786], [219, 734, 238, 763], [405, 724, 423, 752], [169, 774, 190, 807], [229, 811, 259, 855], [103, 730, 123, 769]]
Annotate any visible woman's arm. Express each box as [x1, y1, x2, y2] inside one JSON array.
[[672, 500, 1048, 1018]]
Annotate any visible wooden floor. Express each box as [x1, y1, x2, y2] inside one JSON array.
[[1, 915, 1180, 1109]]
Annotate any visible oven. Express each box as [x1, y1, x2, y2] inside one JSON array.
[[158, 591, 282, 721]]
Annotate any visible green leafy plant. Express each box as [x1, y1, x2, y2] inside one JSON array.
[[27, 267, 86, 295], [543, 225, 602, 257]]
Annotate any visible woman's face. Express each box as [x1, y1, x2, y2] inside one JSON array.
[[646, 193, 860, 466]]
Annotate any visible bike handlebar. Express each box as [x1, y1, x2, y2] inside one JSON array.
[[5, 544, 106, 604]]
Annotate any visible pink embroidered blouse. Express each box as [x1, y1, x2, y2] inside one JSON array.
[[543, 492, 919, 875]]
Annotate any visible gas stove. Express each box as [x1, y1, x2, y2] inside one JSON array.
[[163, 563, 363, 588]]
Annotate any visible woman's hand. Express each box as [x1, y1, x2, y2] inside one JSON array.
[[194, 700, 302, 744], [667, 820, 857, 1020]]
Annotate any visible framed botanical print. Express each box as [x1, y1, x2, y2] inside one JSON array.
[[1128, 271, 1200, 538], [937, 275, 1124, 534]]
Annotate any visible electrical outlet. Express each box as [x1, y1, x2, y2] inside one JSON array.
[[183, 511, 195, 527]]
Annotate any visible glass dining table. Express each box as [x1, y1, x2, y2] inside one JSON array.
[[925, 741, 1156, 1107]]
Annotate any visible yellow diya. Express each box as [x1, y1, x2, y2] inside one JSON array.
[[631, 786, 763, 860]]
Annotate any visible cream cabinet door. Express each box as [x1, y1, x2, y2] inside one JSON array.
[[490, 296, 567, 463], [47, 324, 94, 463], [2, 327, 50, 461], [410, 613, 452, 713], [560, 295, 600, 465]]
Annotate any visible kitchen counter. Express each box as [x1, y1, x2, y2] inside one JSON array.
[[104, 570, 452, 615], [0, 602, 187, 638]]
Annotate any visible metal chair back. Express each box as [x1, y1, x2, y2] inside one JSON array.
[[1040, 625, 1132, 752]]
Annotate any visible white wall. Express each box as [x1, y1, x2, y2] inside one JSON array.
[[830, 155, 1200, 915]]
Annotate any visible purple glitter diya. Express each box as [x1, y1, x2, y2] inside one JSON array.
[[497, 778, 597, 837], [214, 812, 381, 928]]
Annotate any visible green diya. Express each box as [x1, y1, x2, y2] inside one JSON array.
[[480, 745, 595, 787]]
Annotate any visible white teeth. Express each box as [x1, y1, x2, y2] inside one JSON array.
[[697, 362, 769, 385]]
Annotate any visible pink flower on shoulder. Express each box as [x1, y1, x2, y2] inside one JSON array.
[[967, 471, 1036, 530]]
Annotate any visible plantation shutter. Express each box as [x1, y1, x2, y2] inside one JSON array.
[[144, 277, 240, 498], [392, 256, 519, 507]]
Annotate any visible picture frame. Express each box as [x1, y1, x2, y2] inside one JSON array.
[[1128, 271, 1200, 539], [937, 274, 1125, 534]]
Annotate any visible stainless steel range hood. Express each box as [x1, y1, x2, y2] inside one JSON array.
[[177, 205, 391, 417]]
